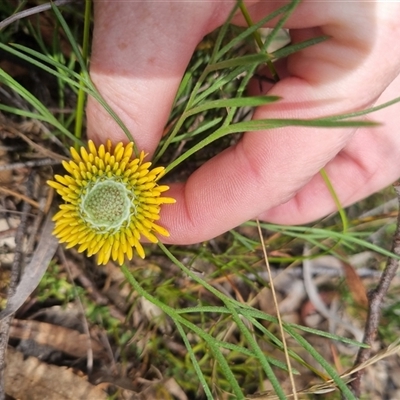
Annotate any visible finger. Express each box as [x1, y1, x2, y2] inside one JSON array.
[[87, 2, 233, 153], [259, 71, 400, 224], [161, 126, 353, 244], [247, 2, 400, 105], [158, 3, 400, 243]]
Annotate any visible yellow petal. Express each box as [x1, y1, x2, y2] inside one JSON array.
[[126, 245, 133, 260], [123, 143, 134, 159], [134, 221, 158, 243], [80, 146, 90, 163], [65, 236, 81, 249], [111, 240, 120, 261], [117, 248, 125, 265], [151, 223, 170, 237], [114, 143, 124, 162], [70, 147, 82, 163], [139, 162, 152, 171], [159, 197, 176, 204], [98, 144, 105, 159], [134, 239, 145, 259], [78, 242, 90, 253], [88, 140, 98, 157], [47, 181, 66, 191]]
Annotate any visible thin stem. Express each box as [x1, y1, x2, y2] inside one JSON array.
[[256, 219, 298, 399], [239, 2, 279, 82], [320, 167, 348, 232], [74, 0, 92, 145]]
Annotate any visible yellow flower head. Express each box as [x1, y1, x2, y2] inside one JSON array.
[[47, 140, 175, 265]]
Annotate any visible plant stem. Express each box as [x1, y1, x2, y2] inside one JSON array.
[[74, 0, 92, 145]]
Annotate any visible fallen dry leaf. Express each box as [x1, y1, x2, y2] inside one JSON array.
[[5, 347, 107, 400], [10, 319, 107, 359], [0, 212, 58, 322], [341, 260, 369, 309], [0, 145, 12, 184]]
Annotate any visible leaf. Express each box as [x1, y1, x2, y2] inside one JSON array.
[[186, 96, 280, 117], [271, 35, 329, 60], [207, 53, 271, 72], [5, 347, 107, 400], [10, 319, 107, 359], [0, 212, 58, 322], [341, 260, 369, 308]]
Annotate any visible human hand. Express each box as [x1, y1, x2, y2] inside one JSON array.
[[87, 1, 400, 244]]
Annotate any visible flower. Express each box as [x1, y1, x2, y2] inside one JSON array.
[[47, 140, 175, 265]]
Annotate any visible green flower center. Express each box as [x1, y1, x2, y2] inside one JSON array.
[[81, 180, 132, 231]]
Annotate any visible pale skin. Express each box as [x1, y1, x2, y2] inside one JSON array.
[[87, 1, 400, 244]]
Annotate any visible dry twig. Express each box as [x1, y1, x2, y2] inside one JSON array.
[[0, 159, 61, 172], [0, 173, 33, 400], [0, 0, 79, 31], [350, 181, 400, 396]]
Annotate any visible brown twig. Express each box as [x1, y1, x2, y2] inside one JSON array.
[[0, 158, 61, 171], [0, 186, 40, 209], [0, 173, 34, 400], [350, 181, 400, 396], [59, 249, 94, 374], [0, 0, 79, 31]]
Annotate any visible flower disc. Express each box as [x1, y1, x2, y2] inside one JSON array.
[[82, 180, 131, 230]]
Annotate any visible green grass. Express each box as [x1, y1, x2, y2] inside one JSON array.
[[1, 1, 400, 399]]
